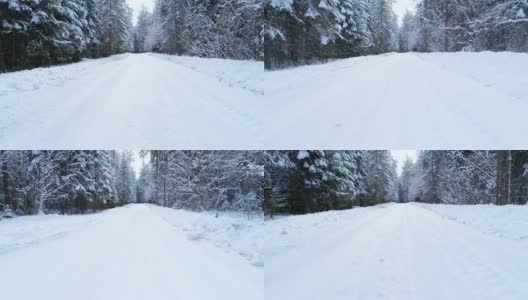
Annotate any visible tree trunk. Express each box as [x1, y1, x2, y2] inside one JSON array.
[[496, 150, 511, 205], [2, 152, 13, 210]]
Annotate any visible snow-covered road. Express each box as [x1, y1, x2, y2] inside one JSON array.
[[0, 53, 263, 149], [263, 52, 528, 149], [1, 52, 527, 149], [266, 203, 528, 300], [0, 204, 263, 300]]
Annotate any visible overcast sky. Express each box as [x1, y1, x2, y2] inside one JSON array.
[[127, 0, 154, 23], [394, 0, 417, 24], [391, 150, 417, 175], [131, 151, 147, 179]]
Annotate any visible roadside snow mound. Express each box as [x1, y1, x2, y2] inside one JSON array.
[[265, 204, 392, 258], [414, 51, 528, 101], [0, 213, 96, 253], [152, 53, 263, 95], [419, 203, 528, 242], [149, 205, 264, 267], [0, 54, 130, 96]]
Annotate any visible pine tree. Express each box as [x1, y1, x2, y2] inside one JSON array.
[[370, 0, 398, 53]]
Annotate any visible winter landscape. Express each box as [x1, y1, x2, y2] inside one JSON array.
[[264, 150, 528, 300], [263, 0, 528, 148], [1, 150, 528, 299], [1, 1, 527, 148], [0, 0, 263, 148], [0, 150, 264, 300]]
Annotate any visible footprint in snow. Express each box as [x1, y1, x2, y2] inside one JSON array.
[[186, 232, 204, 241], [252, 261, 264, 267]]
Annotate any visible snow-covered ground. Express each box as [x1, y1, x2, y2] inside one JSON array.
[[0, 204, 263, 300], [266, 203, 528, 300], [0, 53, 264, 149], [263, 51, 528, 149], [3, 52, 527, 149]]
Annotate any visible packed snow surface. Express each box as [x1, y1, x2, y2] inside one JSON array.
[[266, 203, 528, 300], [1, 51, 527, 148], [0, 53, 264, 149], [263, 51, 528, 149], [0, 204, 263, 300]]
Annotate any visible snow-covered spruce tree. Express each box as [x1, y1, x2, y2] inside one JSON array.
[[397, 157, 413, 202], [264, 0, 374, 69], [327, 151, 368, 208], [286, 150, 332, 213], [369, 0, 398, 53], [0, 151, 136, 216], [409, 0, 528, 52], [147, 0, 262, 59], [0, 0, 101, 70], [262, 151, 294, 216], [409, 150, 508, 205], [262, 150, 368, 215], [144, 151, 264, 214], [115, 151, 135, 206], [96, 0, 133, 56], [398, 10, 418, 52], [93, 151, 118, 209], [363, 150, 397, 206], [134, 5, 152, 53], [477, 0, 528, 52]]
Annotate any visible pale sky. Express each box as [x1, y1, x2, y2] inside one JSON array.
[[391, 150, 417, 175], [394, 0, 417, 24], [127, 0, 155, 23], [131, 151, 147, 179]]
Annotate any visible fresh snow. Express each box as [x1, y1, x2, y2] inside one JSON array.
[[2, 51, 528, 149], [0, 53, 264, 149], [0, 204, 263, 300], [149, 205, 264, 267], [262, 52, 528, 149], [266, 203, 528, 300]]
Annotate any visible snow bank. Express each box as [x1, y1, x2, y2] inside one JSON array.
[[0, 213, 96, 253], [265, 204, 391, 259], [151, 53, 263, 95], [149, 205, 264, 267], [0, 54, 130, 97], [414, 51, 528, 101], [418, 203, 528, 242]]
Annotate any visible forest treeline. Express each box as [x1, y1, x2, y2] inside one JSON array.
[[0, 151, 264, 217], [263, 151, 528, 216], [2, 151, 527, 217], [136, 151, 263, 215], [0, 0, 132, 71], [133, 0, 262, 60], [0, 0, 262, 72], [0, 151, 136, 215], [265, 0, 528, 69]]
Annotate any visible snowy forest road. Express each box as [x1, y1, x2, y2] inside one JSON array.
[[0, 204, 262, 300], [267, 203, 528, 300], [1, 52, 527, 149], [0, 53, 263, 149], [263, 52, 528, 149]]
